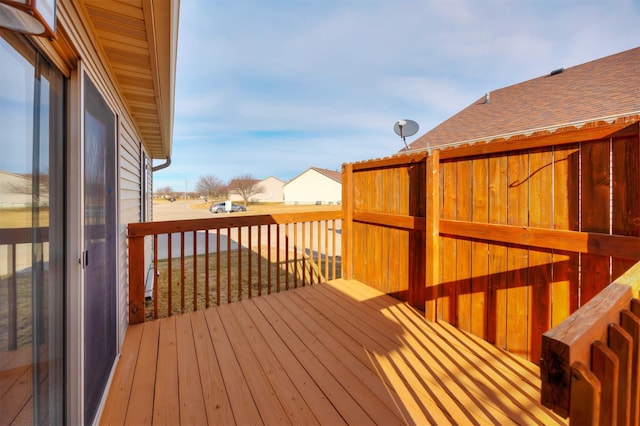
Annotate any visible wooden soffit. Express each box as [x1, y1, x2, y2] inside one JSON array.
[[79, 0, 179, 159]]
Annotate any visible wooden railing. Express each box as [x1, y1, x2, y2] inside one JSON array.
[[541, 260, 640, 424], [128, 211, 342, 324], [0, 227, 49, 351]]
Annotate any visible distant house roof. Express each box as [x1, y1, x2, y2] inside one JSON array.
[[284, 167, 342, 186], [259, 176, 286, 184], [409, 47, 640, 152], [309, 167, 342, 183]]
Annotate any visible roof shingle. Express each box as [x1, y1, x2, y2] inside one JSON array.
[[409, 47, 640, 151]]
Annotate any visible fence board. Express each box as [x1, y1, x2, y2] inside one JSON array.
[[471, 157, 489, 339], [581, 140, 612, 305], [456, 159, 473, 333], [591, 340, 618, 426], [488, 156, 508, 348], [612, 135, 640, 278], [608, 323, 632, 426], [439, 161, 457, 324], [506, 151, 530, 359], [528, 148, 553, 363], [569, 362, 600, 425]]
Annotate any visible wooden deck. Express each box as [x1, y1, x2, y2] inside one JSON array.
[[101, 279, 566, 425]]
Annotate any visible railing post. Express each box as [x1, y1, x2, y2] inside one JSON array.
[[425, 151, 440, 321], [128, 233, 145, 324], [342, 163, 353, 280]]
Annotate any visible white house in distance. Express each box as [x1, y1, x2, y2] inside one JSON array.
[[284, 167, 342, 205], [253, 176, 285, 202], [229, 176, 285, 202]]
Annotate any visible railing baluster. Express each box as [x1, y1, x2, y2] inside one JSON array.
[[227, 227, 231, 303], [302, 223, 306, 286], [324, 220, 329, 281], [257, 225, 262, 297], [168, 233, 172, 317], [216, 230, 221, 306], [180, 232, 185, 313], [293, 223, 298, 288], [153, 234, 158, 319], [332, 219, 337, 280], [267, 225, 272, 294], [276, 224, 281, 293], [309, 222, 314, 285], [285, 223, 290, 290], [248, 226, 252, 299], [317, 220, 322, 282], [193, 230, 197, 311], [238, 227, 242, 301], [205, 230, 210, 309]]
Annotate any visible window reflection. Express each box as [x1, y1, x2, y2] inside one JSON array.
[[0, 31, 64, 425]]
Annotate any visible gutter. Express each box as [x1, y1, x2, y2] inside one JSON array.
[[152, 157, 171, 172]]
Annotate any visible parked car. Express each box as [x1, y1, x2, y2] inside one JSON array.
[[167, 197, 176, 202], [210, 202, 247, 213]]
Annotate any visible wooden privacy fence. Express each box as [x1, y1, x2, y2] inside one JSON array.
[[128, 211, 342, 324], [541, 260, 640, 424], [342, 118, 640, 363]]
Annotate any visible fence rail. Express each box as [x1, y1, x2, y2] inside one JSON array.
[[128, 211, 343, 324]]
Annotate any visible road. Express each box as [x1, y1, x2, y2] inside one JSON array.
[[151, 200, 342, 259]]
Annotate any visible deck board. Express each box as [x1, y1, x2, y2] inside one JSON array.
[[101, 279, 567, 425]]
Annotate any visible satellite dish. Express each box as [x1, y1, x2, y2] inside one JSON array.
[[394, 119, 419, 150]]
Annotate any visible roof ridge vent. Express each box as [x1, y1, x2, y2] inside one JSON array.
[[549, 67, 565, 76]]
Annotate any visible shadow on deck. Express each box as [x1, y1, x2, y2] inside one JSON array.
[[101, 279, 565, 425]]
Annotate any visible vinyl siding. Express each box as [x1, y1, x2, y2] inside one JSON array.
[[118, 123, 142, 339]]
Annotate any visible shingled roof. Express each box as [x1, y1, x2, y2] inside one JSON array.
[[409, 47, 640, 151], [311, 167, 343, 183]]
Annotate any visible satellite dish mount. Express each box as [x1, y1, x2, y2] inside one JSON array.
[[394, 119, 419, 150]]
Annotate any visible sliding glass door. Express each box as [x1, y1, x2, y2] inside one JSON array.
[[83, 74, 117, 425], [0, 30, 65, 424]]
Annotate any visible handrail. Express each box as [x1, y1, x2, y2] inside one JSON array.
[[540, 260, 640, 422], [128, 211, 343, 324]]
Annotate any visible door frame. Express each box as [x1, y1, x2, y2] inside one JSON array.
[[66, 61, 121, 426]]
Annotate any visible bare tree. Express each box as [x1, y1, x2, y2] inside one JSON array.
[[195, 174, 226, 199], [228, 174, 263, 206], [155, 186, 173, 198]]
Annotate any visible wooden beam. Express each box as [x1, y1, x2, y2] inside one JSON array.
[[128, 211, 343, 237], [350, 152, 427, 171], [353, 211, 426, 231], [439, 220, 640, 260]]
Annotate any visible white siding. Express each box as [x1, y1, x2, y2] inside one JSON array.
[[284, 169, 342, 205], [118, 123, 142, 338]]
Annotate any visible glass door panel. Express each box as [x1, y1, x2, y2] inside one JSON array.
[[83, 74, 117, 425], [0, 30, 64, 425]]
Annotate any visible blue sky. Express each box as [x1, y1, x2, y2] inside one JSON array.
[[153, 0, 639, 192]]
